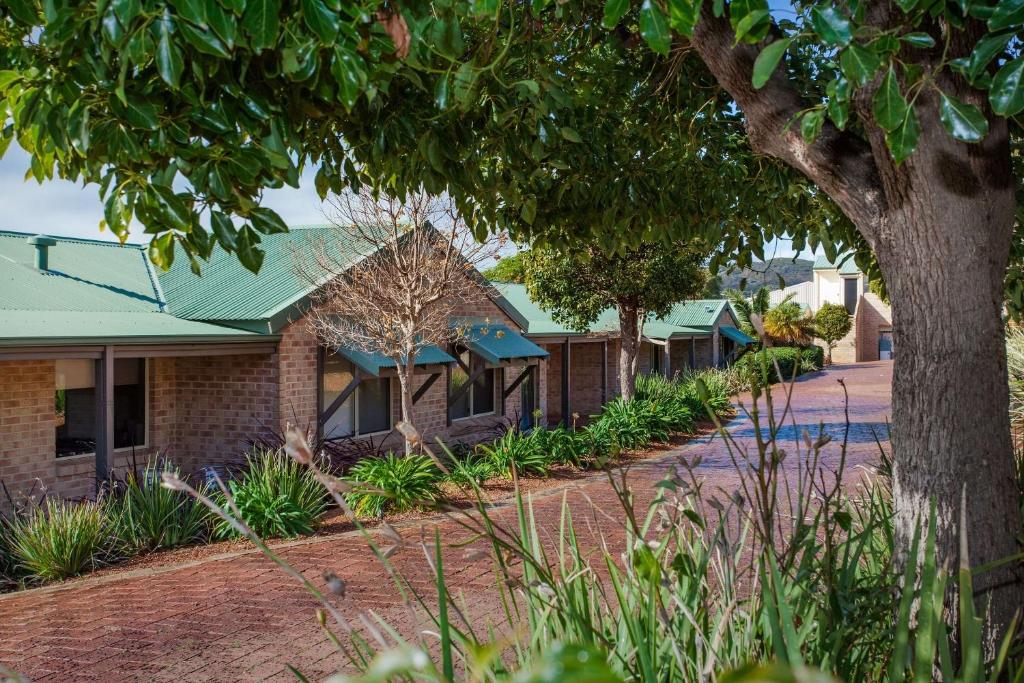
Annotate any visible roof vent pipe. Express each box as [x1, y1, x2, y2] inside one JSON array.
[[27, 235, 57, 271]]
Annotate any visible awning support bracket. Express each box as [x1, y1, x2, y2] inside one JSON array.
[[503, 365, 532, 400], [320, 368, 362, 425], [412, 373, 440, 405]]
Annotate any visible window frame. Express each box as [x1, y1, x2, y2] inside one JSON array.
[[449, 349, 498, 421], [319, 352, 394, 439], [54, 357, 149, 460]]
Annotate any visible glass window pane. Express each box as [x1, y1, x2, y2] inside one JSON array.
[[322, 353, 355, 438], [449, 353, 471, 419], [113, 358, 146, 449], [358, 378, 391, 434], [473, 367, 495, 415], [56, 359, 96, 457]]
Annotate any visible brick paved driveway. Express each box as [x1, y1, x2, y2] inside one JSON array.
[[0, 362, 893, 682]]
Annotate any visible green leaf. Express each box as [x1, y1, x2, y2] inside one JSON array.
[[667, 0, 700, 34], [148, 233, 176, 271], [67, 103, 90, 153], [210, 211, 238, 252], [434, 73, 450, 110], [178, 20, 231, 57], [520, 197, 537, 225], [205, 3, 237, 48], [150, 185, 192, 231], [840, 43, 882, 87], [989, 0, 1024, 30], [472, 0, 498, 17], [236, 225, 264, 273], [938, 92, 989, 143], [4, 0, 37, 24], [900, 32, 935, 48], [729, 0, 769, 43], [872, 65, 908, 132], [331, 47, 367, 109], [302, 0, 340, 43], [800, 109, 824, 143], [990, 57, 1024, 116], [171, 0, 207, 27], [964, 32, 1012, 82], [827, 97, 849, 130], [111, 0, 141, 26], [602, 0, 628, 28], [560, 126, 582, 143], [885, 109, 920, 164], [249, 206, 289, 234], [639, 0, 671, 56], [453, 61, 477, 108], [752, 38, 792, 89], [810, 6, 852, 46], [155, 11, 184, 89], [894, 0, 918, 10], [242, 0, 281, 52]]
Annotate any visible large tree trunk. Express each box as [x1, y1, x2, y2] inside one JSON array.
[[618, 304, 641, 401], [690, 6, 1023, 651], [876, 135, 1022, 650]]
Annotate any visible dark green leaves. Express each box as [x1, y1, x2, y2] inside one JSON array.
[[560, 126, 582, 143], [243, 0, 281, 52], [602, 0, 628, 29], [752, 38, 792, 89], [962, 32, 1012, 83], [729, 0, 769, 43], [900, 32, 935, 48], [988, 0, 1024, 30], [639, 0, 671, 56], [303, 0, 340, 43], [332, 48, 368, 109], [236, 226, 264, 273], [886, 110, 920, 164], [800, 109, 824, 143], [810, 6, 852, 46], [667, 0, 700, 35], [250, 206, 289, 234], [872, 66, 909, 132], [155, 11, 184, 89], [990, 57, 1024, 116], [148, 233, 176, 271], [840, 44, 881, 87], [938, 92, 989, 143]]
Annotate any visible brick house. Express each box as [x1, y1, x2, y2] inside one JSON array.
[[491, 284, 752, 424], [0, 229, 547, 503], [810, 255, 893, 363]]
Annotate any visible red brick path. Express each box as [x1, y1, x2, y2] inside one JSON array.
[[0, 362, 893, 682]]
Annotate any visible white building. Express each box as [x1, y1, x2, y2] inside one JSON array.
[[811, 254, 893, 363]]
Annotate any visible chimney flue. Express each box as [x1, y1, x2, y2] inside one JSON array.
[[27, 235, 57, 271]]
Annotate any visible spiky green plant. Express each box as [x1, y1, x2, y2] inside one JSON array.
[[7, 499, 112, 582], [444, 451, 495, 487], [345, 453, 444, 517], [111, 465, 211, 551], [480, 430, 551, 478], [215, 449, 328, 539]]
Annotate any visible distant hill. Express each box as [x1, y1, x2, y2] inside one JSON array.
[[718, 258, 814, 292]]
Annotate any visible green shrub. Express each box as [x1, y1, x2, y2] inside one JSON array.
[[345, 453, 444, 517], [444, 451, 495, 487], [590, 398, 670, 449], [7, 499, 112, 582], [735, 345, 824, 386], [111, 466, 211, 552], [481, 430, 552, 478], [579, 417, 621, 462], [215, 449, 328, 539], [530, 425, 590, 468]]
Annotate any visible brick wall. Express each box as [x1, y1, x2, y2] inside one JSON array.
[[277, 321, 319, 431], [540, 339, 614, 425], [855, 293, 892, 362]]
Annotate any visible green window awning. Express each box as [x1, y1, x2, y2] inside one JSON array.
[[335, 344, 456, 377], [462, 324, 549, 364], [720, 326, 756, 346]]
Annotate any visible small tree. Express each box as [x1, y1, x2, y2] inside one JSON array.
[[762, 297, 816, 347], [525, 243, 709, 401], [815, 303, 853, 365], [301, 189, 502, 453], [725, 287, 770, 338]]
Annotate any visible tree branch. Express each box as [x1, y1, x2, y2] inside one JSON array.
[[689, 9, 886, 240]]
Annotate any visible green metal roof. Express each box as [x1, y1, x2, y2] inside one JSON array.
[[662, 299, 732, 328], [335, 343, 456, 377], [0, 230, 267, 345], [813, 253, 861, 275], [158, 225, 375, 322], [461, 323, 549, 364], [641, 318, 708, 340], [720, 325, 756, 345], [490, 282, 618, 336]]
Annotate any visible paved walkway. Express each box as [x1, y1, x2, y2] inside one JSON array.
[[0, 362, 893, 682]]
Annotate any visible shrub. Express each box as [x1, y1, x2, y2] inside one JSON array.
[[530, 425, 590, 468], [111, 466, 211, 552], [444, 451, 495, 487], [345, 453, 444, 517], [815, 302, 853, 364], [7, 499, 112, 582], [735, 345, 823, 386], [215, 449, 328, 539], [589, 398, 669, 449], [481, 430, 552, 478]]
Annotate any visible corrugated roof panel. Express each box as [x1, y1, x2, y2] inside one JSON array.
[[462, 323, 549, 363], [0, 310, 265, 345], [158, 226, 379, 321], [0, 231, 160, 313], [663, 300, 729, 328], [813, 253, 861, 274]]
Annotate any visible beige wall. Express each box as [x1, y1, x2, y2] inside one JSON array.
[[855, 293, 893, 362]]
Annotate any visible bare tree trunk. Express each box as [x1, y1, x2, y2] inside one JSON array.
[[618, 304, 640, 401], [877, 163, 1023, 651], [397, 357, 416, 455]]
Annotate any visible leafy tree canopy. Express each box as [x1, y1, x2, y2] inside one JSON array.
[[482, 250, 530, 283], [815, 302, 852, 346]]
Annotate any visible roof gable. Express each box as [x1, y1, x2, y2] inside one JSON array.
[[813, 253, 861, 275], [663, 299, 731, 328]]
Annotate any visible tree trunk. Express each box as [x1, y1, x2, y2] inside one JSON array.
[[618, 304, 640, 401], [397, 358, 416, 455], [878, 166, 1023, 652]]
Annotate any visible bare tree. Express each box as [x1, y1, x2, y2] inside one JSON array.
[[300, 188, 504, 453]]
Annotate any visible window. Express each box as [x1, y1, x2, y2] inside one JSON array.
[[450, 350, 497, 420], [843, 277, 859, 314], [55, 358, 146, 457], [519, 367, 537, 431], [649, 344, 663, 376], [320, 353, 392, 438]]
